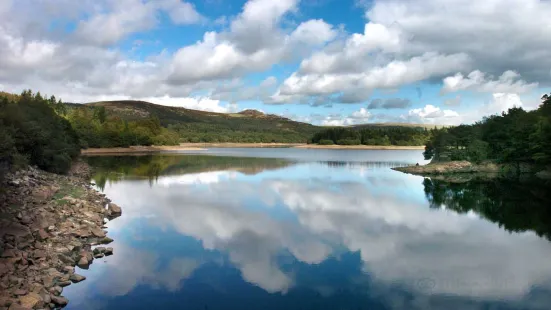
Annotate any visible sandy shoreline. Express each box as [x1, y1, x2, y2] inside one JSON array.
[[294, 144, 425, 150], [81, 143, 425, 154]]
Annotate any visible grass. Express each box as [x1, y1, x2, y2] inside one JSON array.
[[53, 181, 85, 205]]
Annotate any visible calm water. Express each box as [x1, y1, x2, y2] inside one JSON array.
[[64, 149, 551, 310]]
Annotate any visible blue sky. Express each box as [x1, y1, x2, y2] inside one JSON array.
[[1, 0, 550, 125]]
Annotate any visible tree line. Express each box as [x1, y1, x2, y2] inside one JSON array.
[[423, 94, 551, 166], [0, 90, 181, 176], [309, 127, 433, 146]]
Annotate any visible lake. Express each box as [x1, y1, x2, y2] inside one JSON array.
[[64, 149, 551, 310]]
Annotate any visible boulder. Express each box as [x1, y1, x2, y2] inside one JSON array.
[[50, 295, 68, 306], [93, 253, 104, 259], [49, 286, 62, 296], [92, 247, 106, 255], [90, 227, 106, 238], [76, 256, 89, 269], [1, 249, 17, 258], [98, 237, 113, 245], [8, 304, 31, 310], [62, 266, 74, 274], [19, 293, 42, 309], [13, 289, 28, 296], [69, 274, 85, 283], [108, 203, 122, 217], [104, 247, 113, 256], [57, 281, 71, 288], [36, 229, 49, 241]]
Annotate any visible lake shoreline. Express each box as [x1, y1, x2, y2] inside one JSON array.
[[393, 160, 551, 179], [0, 160, 121, 308], [81, 143, 425, 155]]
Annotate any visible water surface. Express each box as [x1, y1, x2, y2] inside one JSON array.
[[64, 149, 551, 310]]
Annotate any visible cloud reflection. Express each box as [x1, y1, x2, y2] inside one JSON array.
[[95, 166, 551, 307]]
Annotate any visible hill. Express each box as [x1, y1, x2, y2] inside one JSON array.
[[80, 100, 318, 143]]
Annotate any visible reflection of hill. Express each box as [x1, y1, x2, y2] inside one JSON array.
[[320, 161, 412, 169], [87, 155, 292, 190], [423, 177, 551, 240]]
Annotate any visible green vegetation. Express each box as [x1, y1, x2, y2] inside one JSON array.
[[67, 105, 180, 148], [423, 177, 551, 240], [424, 94, 551, 167], [85, 101, 318, 143], [310, 126, 432, 146], [0, 90, 80, 175]]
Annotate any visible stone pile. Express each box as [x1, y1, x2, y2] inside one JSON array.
[[0, 163, 120, 309]]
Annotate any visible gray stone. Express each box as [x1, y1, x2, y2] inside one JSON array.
[[13, 289, 27, 296], [92, 247, 106, 255], [69, 274, 85, 283], [76, 256, 89, 269], [93, 253, 104, 259], [49, 286, 62, 296], [62, 266, 74, 274], [37, 230, 49, 241], [50, 295, 68, 306], [104, 247, 113, 256], [57, 281, 71, 288], [99, 237, 113, 245]]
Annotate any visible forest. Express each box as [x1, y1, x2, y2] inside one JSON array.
[[309, 126, 434, 146], [0, 90, 180, 176], [423, 94, 551, 166]]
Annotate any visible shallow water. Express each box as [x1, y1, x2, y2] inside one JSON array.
[[64, 149, 551, 310]]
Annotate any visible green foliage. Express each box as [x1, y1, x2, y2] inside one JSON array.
[[311, 126, 431, 146], [67, 107, 178, 148], [318, 139, 335, 145], [425, 94, 551, 166], [82, 101, 317, 143], [0, 90, 80, 174]]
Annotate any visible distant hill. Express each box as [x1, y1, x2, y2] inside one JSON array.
[[352, 122, 447, 129]]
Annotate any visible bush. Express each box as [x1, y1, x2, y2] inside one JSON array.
[[337, 139, 361, 145], [318, 139, 335, 145]]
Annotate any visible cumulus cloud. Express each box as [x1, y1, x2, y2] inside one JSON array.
[[368, 98, 412, 109], [272, 53, 469, 104], [404, 105, 461, 125], [320, 108, 371, 126], [442, 70, 538, 94]]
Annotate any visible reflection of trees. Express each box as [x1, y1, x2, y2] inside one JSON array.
[[423, 177, 551, 240], [320, 161, 411, 169], [87, 155, 292, 188]]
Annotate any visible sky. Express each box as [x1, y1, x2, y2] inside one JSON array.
[[1, 0, 551, 126]]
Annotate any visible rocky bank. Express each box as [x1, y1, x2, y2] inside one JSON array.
[[392, 160, 549, 179], [0, 161, 121, 309]]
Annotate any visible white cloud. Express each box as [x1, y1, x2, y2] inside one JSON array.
[[442, 70, 538, 94], [320, 107, 371, 126], [404, 104, 461, 125], [272, 53, 469, 104]]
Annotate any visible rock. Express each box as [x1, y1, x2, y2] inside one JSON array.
[[46, 226, 54, 232], [49, 286, 62, 296], [62, 266, 74, 274], [57, 281, 71, 288], [8, 304, 31, 310], [92, 247, 106, 255], [104, 247, 113, 256], [19, 293, 42, 309], [108, 203, 122, 216], [1, 249, 17, 258], [98, 237, 113, 245], [93, 253, 104, 259], [19, 216, 32, 225], [90, 228, 106, 238], [57, 254, 74, 265], [0, 297, 12, 307], [76, 257, 89, 269], [41, 277, 54, 288], [41, 293, 50, 304], [33, 250, 47, 259], [13, 289, 27, 296], [50, 295, 68, 306], [69, 274, 85, 283], [36, 230, 49, 241]]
